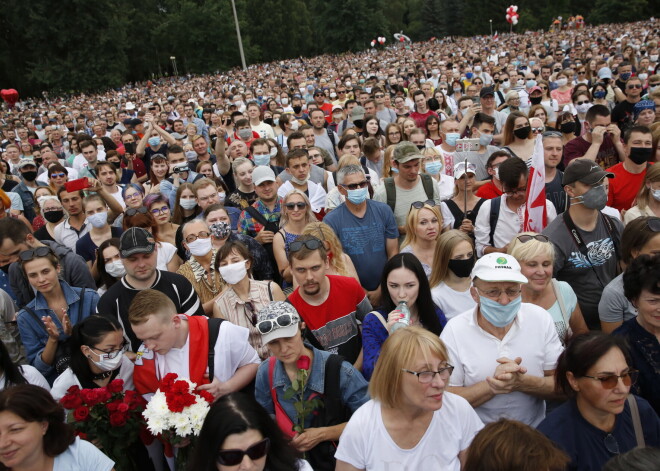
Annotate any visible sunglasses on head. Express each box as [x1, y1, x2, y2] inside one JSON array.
[[647, 218, 660, 232], [285, 202, 307, 210], [19, 246, 54, 262], [289, 238, 323, 253], [257, 314, 299, 335], [411, 200, 438, 209], [516, 234, 550, 243], [125, 206, 148, 216], [216, 438, 270, 466], [582, 370, 638, 389]]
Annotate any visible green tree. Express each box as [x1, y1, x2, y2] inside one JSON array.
[[590, 0, 648, 24]]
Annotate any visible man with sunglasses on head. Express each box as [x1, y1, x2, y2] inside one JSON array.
[[440, 253, 563, 427], [324, 165, 398, 304], [542, 159, 623, 330], [286, 235, 372, 369]]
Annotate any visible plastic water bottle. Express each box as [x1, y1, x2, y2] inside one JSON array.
[[391, 301, 410, 333]]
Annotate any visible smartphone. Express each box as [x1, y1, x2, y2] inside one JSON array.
[[455, 138, 480, 153], [65, 178, 90, 192], [472, 96, 481, 105]]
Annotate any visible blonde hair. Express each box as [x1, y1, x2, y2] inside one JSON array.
[[382, 145, 396, 178], [128, 289, 177, 325], [429, 230, 474, 287], [369, 326, 449, 409], [507, 231, 555, 263], [302, 222, 349, 276], [280, 189, 316, 228], [337, 154, 360, 169], [401, 203, 442, 249], [635, 165, 660, 211]]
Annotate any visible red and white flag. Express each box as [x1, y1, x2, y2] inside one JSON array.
[[493, 31, 499, 41], [523, 134, 547, 232]]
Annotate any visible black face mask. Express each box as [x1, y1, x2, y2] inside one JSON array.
[[560, 122, 576, 134], [353, 119, 364, 129], [529, 96, 543, 105], [513, 126, 531, 139], [43, 210, 64, 223], [21, 171, 38, 182], [263, 118, 273, 126], [292, 105, 302, 114], [628, 147, 653, 165], [416, 144, 426, 150], [109, 161, 121, 170], [447, 258, 475, 278]]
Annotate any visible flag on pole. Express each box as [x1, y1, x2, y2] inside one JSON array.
[[523, 134, 548, 232], [493, 31, 499, 41]]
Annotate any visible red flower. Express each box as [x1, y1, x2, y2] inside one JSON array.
[[196, 389, 214, 404], [107, 379, 124, 393], [109, 411, 127, 427], [73, 406, 90, 422], [117, 403, 130, 413], [60, 393, 83, 410], [76, 431, 88, 440], [66, 385, 81, 395], [160, 373, 179, 392], [106, 400, 122, 412], [297, 355, 311, 370]]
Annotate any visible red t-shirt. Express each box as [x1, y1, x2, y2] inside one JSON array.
[[606, 162, 652, 212], [409, 110, 438, 129], [475, 181, 503, 199], [318, 102, 334, 123]]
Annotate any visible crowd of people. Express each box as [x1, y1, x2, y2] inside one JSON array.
[[0, 16, 658, 471]]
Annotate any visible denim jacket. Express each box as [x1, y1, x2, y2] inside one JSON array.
[[16, 281, 99, 383], [255, 345, 369, 429]]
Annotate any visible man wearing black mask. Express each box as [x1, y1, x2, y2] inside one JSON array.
[[606, 125, 653, 212], [291, 96, 309, 124], [15, 159, 47, 223]]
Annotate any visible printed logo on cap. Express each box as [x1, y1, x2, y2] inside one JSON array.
[[496, 257, 508, 265]]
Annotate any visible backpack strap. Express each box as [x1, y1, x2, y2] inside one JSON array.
[[206, 317, 225, 383], [489, 197, 502, 247], [21, 306, 49, 336], [326, 128, 339, 162], [322, 354, 350, 427], [384, 177, 396, 212], [420, 173, 434, 200], [367, 311, 389, 332], [627, 395, 646, 448], [443, 200, 464, 229], [77, 288, 85, 319]]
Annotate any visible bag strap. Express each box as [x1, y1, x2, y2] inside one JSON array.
[[77, 288, 85, 319], [326, 128, 339, 161], [384, 177, 396, 212], [489, 197, 501, 247], [562, 211, 609, 288], [627, 395, 646, 448], [420, 173, 434, 200], [368, 311, 388, 332], [245, 206, 270, 227], [551, 280, 570, 327], [267, 282, 274, 301], [206, 317, 225, 383], [269, 356, 296, 439]]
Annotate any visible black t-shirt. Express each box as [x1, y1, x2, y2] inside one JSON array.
[[611, 100, 636, 132], [75, 227, 123, 262], [96, 270, 204, 351], [1, 179, 18, 192], [34, 225, 55, 242], [545, 170, 567, 214]]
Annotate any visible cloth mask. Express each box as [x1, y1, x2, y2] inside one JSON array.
[[556, 78, 568, 87], [479, 295, 521, 327], [638, 73, 648, 81], [448, 258, 475, 278], [238, 129, 253, 140], [253, 154, 271, 166], [628, 147, 653, 165], [21, 171, 37, 182], [529, 96, 543, 105], [292, 105, 302, 114], [87, 211, 108, 229], [444, 133, 460, 146], [346, 187, 368, 204], [572, 184, 607, 210], [281, 98, 289, 105], [219, 260, 247, 285], [576, 103, 592, 114], [43, 210, 64, 224], [593, 90, 606, 99], [560, 122, 576, 134], [513, 126, 531, 139], [179, 198, 197, 210], [620, 72, 631, 81], [210, 222, 231, 239], [105, 260, 126, 278], [187, 237, 213, 257]]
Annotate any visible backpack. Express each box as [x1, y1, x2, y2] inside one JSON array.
[[384, 174, 434, 213], [488, 196, 502, 247]]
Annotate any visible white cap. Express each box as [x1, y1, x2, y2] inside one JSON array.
[[125, 102, 135, 110], [454, 162, 476, 180], [471, 253, 528, 283], [252, 165, 276, 186]]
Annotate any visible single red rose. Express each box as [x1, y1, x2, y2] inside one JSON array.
[[73, 406, 90, 422], [107, 379, 124, 393], [297, 355, 311, 370], [117, 403, 130, 413], [66, 385, 81, 395], [60, 394, 83, 410]]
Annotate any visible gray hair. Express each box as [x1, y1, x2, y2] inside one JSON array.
[[337, 164, 365, 185]]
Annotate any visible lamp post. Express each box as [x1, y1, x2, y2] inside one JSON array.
[[230, 0, 247, 70], [170, 56, 178, 76], [490, 19, 493, 36]]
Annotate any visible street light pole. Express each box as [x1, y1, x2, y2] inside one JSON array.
[[490, 19, 493, 36], [170, 56, 178, 76], [230, 0, 247, 70]]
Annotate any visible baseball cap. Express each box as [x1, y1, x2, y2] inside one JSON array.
[[350, 106, 366, 121], [332, 105, 343, 112], [471, 253, 528, 283], [120, 227, 156, 258], [562, 158, 614, 185], [17, 158, 37, 169], [125, 102, 136, 110], [528, 86, 542, 95], [392, 142, 422, 164], [597, 67, 613, 80], [252, 166, 276, 186], [479, 86, 495, 98], [454, 161, 476, 180], [313, 88, 324, 96], [256, 301, 301, 345]]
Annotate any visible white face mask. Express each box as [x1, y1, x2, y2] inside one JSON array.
[[651, 188, 660, 202], [219, 260, 247, 285], [88, 348, 124, 372], [187, 237, 213, 257], [105, 260, 126, 278], [290, 120, 299, 131]]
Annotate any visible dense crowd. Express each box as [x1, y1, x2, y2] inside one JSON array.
[[0, 17, 658, 471]]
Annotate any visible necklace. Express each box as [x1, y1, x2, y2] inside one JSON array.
[[91, 370, 114, 381]]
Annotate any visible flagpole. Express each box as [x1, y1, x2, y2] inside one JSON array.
[[490, 20, 493, 36], [464, 157, 468, 217]]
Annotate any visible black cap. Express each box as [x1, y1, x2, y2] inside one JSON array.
[[562, 159, 614, 186], [120, 227, 156, 258], [313, 88, 324, 96], [479, 86, 495, 98]]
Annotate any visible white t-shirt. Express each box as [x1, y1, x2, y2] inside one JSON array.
[[335, 396, 483, 471], [431, 282, 476, 320], [0, 365, 50, 391], [440, 304, 563, 426], [53, 437, 114, 471], [51, 355, 135, 401], [432, 175, 455, 201], [105, 186, 127, 209], [156, 242, 177, 270], [155, 318, 260, 383]]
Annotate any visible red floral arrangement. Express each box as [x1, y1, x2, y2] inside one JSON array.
[[60, 379, 147, 471]]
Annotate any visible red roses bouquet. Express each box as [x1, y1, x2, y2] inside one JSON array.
[[60, 379, 147, 471]]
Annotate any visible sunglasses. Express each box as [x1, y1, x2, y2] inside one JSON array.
[[244, 301, 257, 326], [285, 202, 307, 210], [314, 93, 324, 97], [289, 238, 323, 253], [576, 100, 590, 106], [411, 200, 438, 209], [217, 438, 270, 466], [646, 218, 660, 232], [531, 127, 544, 134], [341, 180, 368, 191], [582, 370, 638, 389], [374, 94, 385, 98], [19, 246, 54, 262], [125, 206, 148, 216], [626, 84, 642, 89], [50, 173, 66, 178], [516, 234, 550, 243], [578, 71, 586, 75], [257, 314, 300, 335]]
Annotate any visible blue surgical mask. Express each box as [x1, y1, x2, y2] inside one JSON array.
[[425, 160, 443, 175], [87, 211, 108, 229], [185, 150, 197, 161], [526, 80, 537, 88], [479, 133, 493, 146], [346, 187, 368, 205], [253, 154, 271, 166], [391, 167, 399, 174], [444, 133, 460, 146], [148, 137, 161, 147], [479, 295, 521, 327]]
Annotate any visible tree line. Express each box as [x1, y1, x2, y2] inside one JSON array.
[[0, 0, 655, 96]]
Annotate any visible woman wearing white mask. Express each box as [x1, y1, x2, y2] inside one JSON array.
[[550, 70, 574, 108], [177, 219, 226, 315], [75, 195, 123, 270], [213, 240, 285, 360], [96, 238, 123, 296], [571, 91, 592, 136], [624, 165, 660, 223]]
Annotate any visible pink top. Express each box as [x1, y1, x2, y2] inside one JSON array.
[[550, 87, 574, 108]]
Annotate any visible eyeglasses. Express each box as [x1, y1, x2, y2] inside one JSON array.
[[216, 438, 270, 466], [125, 192, 142, 200], [89, 341, 129, 360], [504, 187, 527, 196], [626, 84, 642, 89], [604, 434, 619, 455], [125, 206, 147, 216], [473, 81, 483, 85], [185, 231, 211, 243], [388, 131, 401, 136], [475, 286, 522, 299], [19, 246, 54, 261], [402, 365, 454, 383], [539, 86, 548, 90], [50, 173, 66, 178], [150, 206, 170, 216], [581, 370, 638, 389], [576, 100, 590, 106], [284, 202, 307, 210], [531, 127, 544, 134], [340, 180, 369, 191], [411, 200, 438, 210], [289, 238, 323, 253], [338, 91, 347, 94], [257, 314, 300, 335], [517, 234, 550, 243]]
